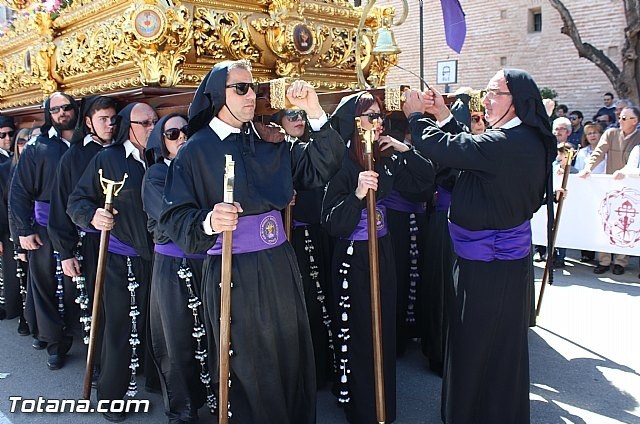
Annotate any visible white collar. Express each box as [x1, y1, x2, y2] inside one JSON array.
[[497, 116, 522, 130], [164, 158, 171, 167], [83, 134, 106, 147], [123, 139, 146, 168], [209, 117, 241, 141], [0, 148, 9, 158], [47, 127, 71, 147], [623, 129, 638, 140]]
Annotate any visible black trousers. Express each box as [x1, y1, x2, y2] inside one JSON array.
[[2, 232, 22, 319]]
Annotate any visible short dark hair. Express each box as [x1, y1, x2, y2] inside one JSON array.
[[569, 110, 583, 119], [557, 104, 568, 113], [604, 92, 614, 98], [87, 97, 118, 118]]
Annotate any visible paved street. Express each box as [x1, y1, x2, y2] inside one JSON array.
[[0, 249, 638, 423]]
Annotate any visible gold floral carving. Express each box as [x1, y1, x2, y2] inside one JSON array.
[[193, 8, 261, 62], [315, 26, 356, 69], [0, 42, 57, 94], [122, 4, 193, 86], [368, 53, 398, 88]]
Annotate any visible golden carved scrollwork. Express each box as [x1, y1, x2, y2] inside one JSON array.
[[315, 27, 356, 69], [193, 8, 261, 62], [367, 53, 398, 89], [55, 15, 130, 79], [0, 42, 57, 94], [0, 0, 31, 10], [122, 3, 193, 86]]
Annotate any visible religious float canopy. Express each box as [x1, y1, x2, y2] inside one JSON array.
[[0, 0, 402, 115]]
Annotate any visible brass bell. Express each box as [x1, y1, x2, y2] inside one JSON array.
[[372, 26, 401, 56]]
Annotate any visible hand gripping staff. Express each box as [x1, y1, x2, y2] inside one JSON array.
[[83, 169, 128, 400], [355, 117, 386, 424], [536, 148, 575, 316], [219, 155, 235, 424]]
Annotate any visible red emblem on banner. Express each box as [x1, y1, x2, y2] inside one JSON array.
[[599, 188, 640, 247]]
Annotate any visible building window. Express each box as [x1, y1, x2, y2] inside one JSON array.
[[500, 10, 507, 19], [529, 8, 542, 33], [607, 46, 619, 58], [500, 57, 507, 66]]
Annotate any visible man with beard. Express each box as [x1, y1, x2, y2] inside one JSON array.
[[9, 92, 79, 370], [48, 96, 117, 376], [68, 102, 156, 422]]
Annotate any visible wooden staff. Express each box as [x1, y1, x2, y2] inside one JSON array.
[[356, 117, 386, 424], [219, 155, 235, 424], [284, 205, 292, 241], [536, 148, 575, 316], [83, 169, 127, 400]]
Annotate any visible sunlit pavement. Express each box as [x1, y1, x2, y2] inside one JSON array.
[[1, 249, 638, 423]]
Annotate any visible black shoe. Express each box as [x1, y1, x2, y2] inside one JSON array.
[[17, 317, 29, 336], [32, 338, 47, 350], [534, 254, 546, 263], [47, 353, 65, 370], [593, 265, 610, 274], [553, 260, 565, 269], [580, 255, 592, 262], [102, 411, 126, 422], [612, 264, 625, 275]]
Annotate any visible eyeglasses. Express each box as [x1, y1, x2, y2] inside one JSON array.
[[620, 116, 637, 121], [130, 119, 158, 128], [360, 112, 384, 123], [484, 89, 512, 98], [226, 82, 255, 96], [0, 131, 15, 139], [49, 104, 74, 114], [471, 116, 484, 123], [163, 126, 188, 141], [569, 116, 578, 121], [284, 110, 306, 122]]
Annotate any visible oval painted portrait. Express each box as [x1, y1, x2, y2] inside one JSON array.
[[293, 24, 313, 53]]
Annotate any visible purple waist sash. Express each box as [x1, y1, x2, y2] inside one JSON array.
[[448, 220, 531, 262], [108, 234, 139, 257], [382, 190, 426, 214], [293, 219, 309, 229], [346, 204, 389, 241], [208, 211, 286, 255], [80, 226, 100, 234], [435, 186, 451, 211], [34, 201, 50, 227], [155, 242, 207, 259]]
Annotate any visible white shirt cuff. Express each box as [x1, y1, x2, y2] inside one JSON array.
[[307, 113, 328, 132], [203, 211, 215, 235], [436, 113, 453, 128]]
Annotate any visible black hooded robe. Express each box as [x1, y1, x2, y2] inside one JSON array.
[[0, 153, 22, 320], [409, 103, 550, 423], [322, 150, 435, 424], [160, 124, 344, 424], [8, 131, 76, 354]]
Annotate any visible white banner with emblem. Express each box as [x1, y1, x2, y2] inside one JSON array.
[[531, 174, 640, 255]]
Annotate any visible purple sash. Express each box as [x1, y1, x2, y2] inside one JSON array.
[[208, 211, 286, 255], [293, 219, 309, 229], [155, 242, 207, 259], [80, 227, 100, 234], [34, 201, 50, 227], [448, 220, 531, 262], [346, 204, 389, 241], [108, 234, 139, 257], [435, 186, 451, 211], [382, 191, 426, 214]]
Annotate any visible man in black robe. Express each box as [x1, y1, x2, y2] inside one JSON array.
[[159, 59, 345, 424], [0, 115, 17, 322], [403, 69, 555, 424], [9, 93, 79, 370], [68, 102, 156, 422]]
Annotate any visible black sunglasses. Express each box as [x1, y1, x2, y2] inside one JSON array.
[[620, 116, 637, 121], [284, 110, 306, 122], [471, 116, 484, 123], [226, 82, 255, 96], [16, 138, 28, 145], [49, 104, 74, 114], [360, 112, 384, 124], [163, 126, 188, 141], [0, 131, 15, 139], [130, 119, 158, 128]]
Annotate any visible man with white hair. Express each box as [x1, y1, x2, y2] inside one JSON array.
[[552, 116, 573, 147]]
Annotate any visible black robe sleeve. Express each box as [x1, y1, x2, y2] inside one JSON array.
[[9, 143, 36, 237], [0, 159, 12, 240], [142, 163, 169, 244], [66, 154, 101, 232], [321, 158, 365, 239]]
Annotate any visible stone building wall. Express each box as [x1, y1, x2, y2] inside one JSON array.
[[385, 0, 627, 120]]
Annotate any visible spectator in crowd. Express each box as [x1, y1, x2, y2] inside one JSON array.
[[552, 117, 572, 146], [593, 92, 617, 123], [595, 114, 612, 131], [556, 104, 568, 118], [579, 106, 640, 275], [551, 143, 578, 268], [568, 110, 584, 148]]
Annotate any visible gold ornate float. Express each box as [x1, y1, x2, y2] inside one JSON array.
[[0, 0, 402, 116]]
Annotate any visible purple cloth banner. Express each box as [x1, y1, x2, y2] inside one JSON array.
[[441, 0, 466, 53], [448, 220, 531, 262], [382, 191, 426, 214], [108, 234, 139, 257], [155, 242, 207, 259], [34, 201, 50, 227], [346, 204, 389, 241], [208, 211, 286, 255], [435, 185, 451, 211]]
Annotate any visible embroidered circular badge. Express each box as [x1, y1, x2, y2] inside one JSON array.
[[260, 215, 279, 245], [375, 207, 384, 231], [599, 187, 640, 248]]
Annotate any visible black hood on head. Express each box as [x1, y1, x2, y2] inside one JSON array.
[[0, 115, 15, 129], [112, 102, 139, 145], [145, 114, 175, 165], [188, 61, 234, 135], [71, 96, 99, 145], [330, 91, 368, 145], [41, 93, 79, 136], [451, 93, 471, 129]]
